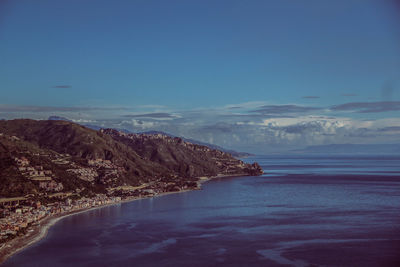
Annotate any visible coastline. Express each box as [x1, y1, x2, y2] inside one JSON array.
[[0, 173, 249, 265]]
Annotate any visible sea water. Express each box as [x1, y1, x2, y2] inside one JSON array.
[[3, 155, 400, 266]]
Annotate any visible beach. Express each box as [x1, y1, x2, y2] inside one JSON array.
[[2, 155, 400, 267], [0, 173, 245, 265]]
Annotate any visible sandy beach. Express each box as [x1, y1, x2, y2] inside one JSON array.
[[0, 173, 247, 265]]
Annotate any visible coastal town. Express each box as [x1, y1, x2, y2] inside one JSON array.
[[0, 194, 120, 245], [0, 132, 259, 250], [0, 171, 209, 266], [0, 178, 201, 248], [0, 119, 263, 264], [1, 154, 200, 248]]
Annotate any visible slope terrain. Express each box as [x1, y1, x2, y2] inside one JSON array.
[[0, 119, 262, 198]]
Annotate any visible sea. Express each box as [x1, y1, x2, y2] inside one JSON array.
[[3, 155, 400, 267]]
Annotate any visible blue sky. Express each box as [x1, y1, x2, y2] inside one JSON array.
[[1, 0, 400, 153]]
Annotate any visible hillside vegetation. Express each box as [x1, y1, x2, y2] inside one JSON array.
[[0, 119, 262, 198]]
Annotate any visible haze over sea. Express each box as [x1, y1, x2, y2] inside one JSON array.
[[4, 155, 400, 267]]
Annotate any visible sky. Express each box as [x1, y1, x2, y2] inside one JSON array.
[[1, 0, 400, 153]]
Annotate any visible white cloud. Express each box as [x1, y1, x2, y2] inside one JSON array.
[[2, 101, 400, 153]]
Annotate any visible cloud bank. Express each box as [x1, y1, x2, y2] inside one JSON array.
[[1, 101, 400, 153], [331, 101, 400, 113]]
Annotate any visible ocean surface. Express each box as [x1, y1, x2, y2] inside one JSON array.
[[3, 155, 400, 267]]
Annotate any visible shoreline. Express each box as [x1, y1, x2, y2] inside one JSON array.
[[0, 173, 249, 264]]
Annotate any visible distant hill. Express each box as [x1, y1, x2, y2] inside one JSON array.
[[139, 130, 174, 137], [47, 117, 253, 158], [182, 138, 253, 158], [293, 144, 400, 155], [139, 131, 253, 158], [48, 116, 72, 122], [0, 119, 262, 198], [48, 116, 254, 158]]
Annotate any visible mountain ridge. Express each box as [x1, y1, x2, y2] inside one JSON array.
[[0, 119, 262, 198], [47, 116, 253, 157]]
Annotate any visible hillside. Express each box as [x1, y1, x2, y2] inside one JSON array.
[[139, 130, 253, 158], [101, 129, 261, 177], [0, 119, 262, 199], [47, 116, 253, 157]]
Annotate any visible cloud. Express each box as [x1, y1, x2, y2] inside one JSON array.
[[2, 101, 400, 153], [199, 122, 234, 133], [52, 85, 72, 88], [183, 115, 400, 153], [136, 104, 168, 109], [302, 96, 320, 99], [331, 101, 400, 113], [342, 93, 357, 97], [130, 119, 157, 129], [224, 101, 268, 110], [0, 105, 92, 112], [279, 123, 325, 134], [122, 112, 176, 119], [251, 104, 322, 115], [71, 119, 96, 123], [377, 126, 400, 132], [0, 104, 131, 113]]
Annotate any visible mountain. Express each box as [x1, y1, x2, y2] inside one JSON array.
[[48, 116, 72, 122], [292, 144, 400, 155], [0, 119, 262, 198], [46, 117, 253, 157], [102, 129, 260, 177], [139, 131, 253, 158], [139, 130, 174, 137], [180, 138, 253, 158]]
